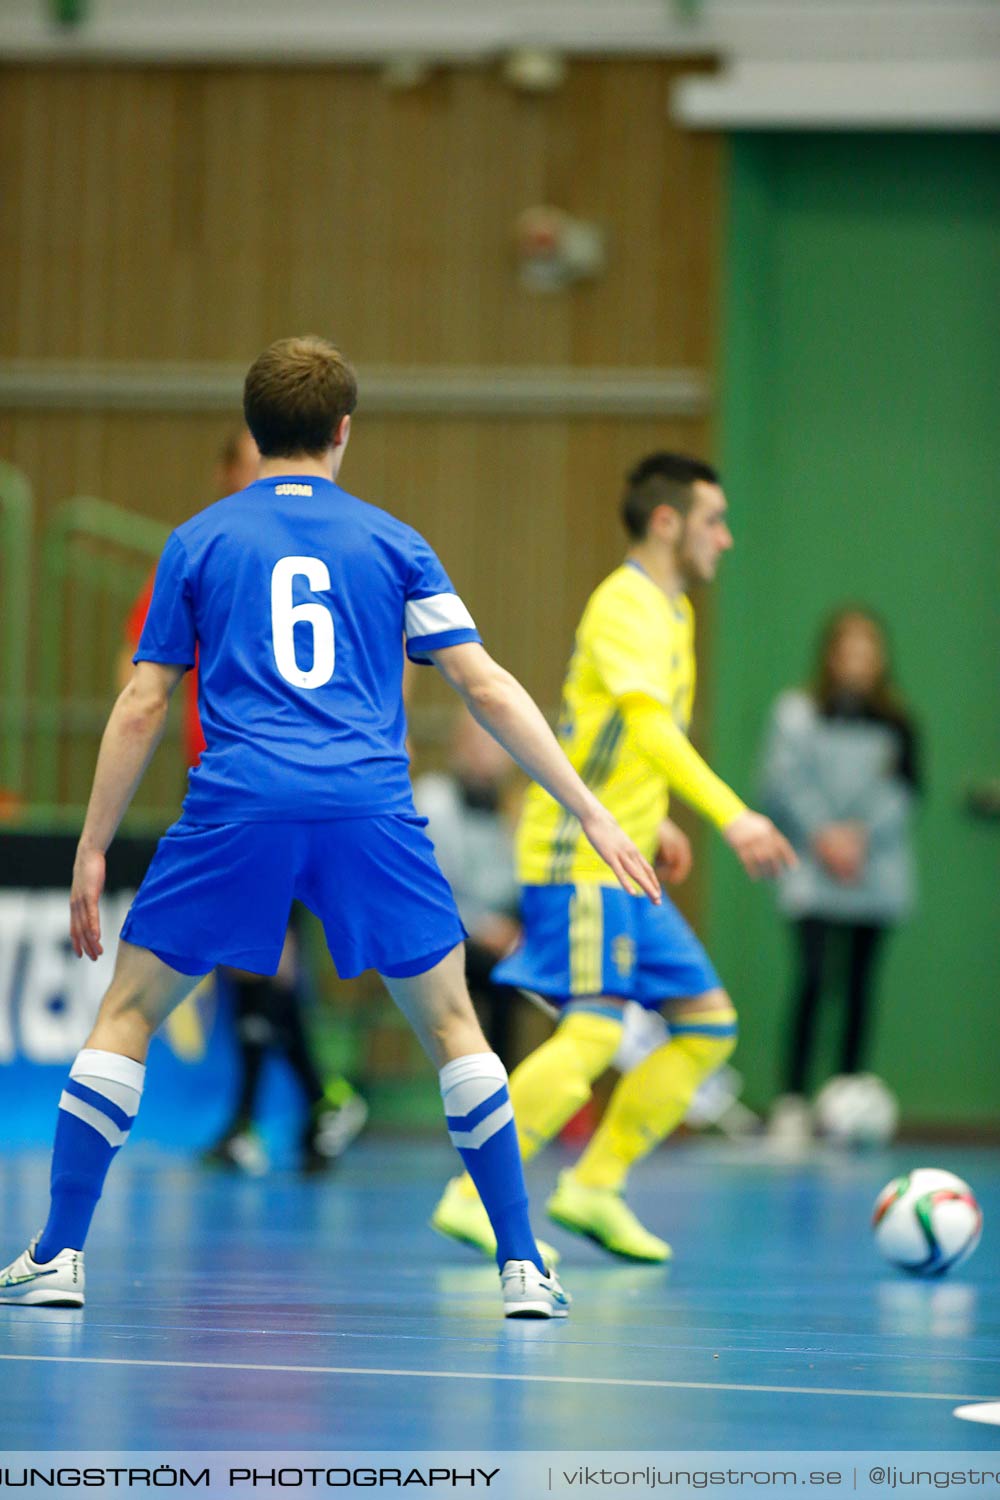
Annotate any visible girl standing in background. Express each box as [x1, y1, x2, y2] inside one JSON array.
[[761, 608, 921, 1141]]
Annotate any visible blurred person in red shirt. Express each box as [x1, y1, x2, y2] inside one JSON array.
[[118, 430, 258, 764], [120, 425, 367, 1173]]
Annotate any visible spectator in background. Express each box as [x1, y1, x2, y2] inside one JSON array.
[[120, 425, 367, 1173], [413, 712, 523, 1063], [760, 607, 921, 1142]]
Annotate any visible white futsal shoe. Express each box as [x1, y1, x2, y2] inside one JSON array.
[[500, 1259, 571, 1319], [0, 1236, 85, 1307]]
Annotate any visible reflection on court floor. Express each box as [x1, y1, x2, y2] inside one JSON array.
[[0, 1140, 997, 1452]]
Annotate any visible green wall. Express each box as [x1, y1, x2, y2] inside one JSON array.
[[710, 134, 1000, 1125]]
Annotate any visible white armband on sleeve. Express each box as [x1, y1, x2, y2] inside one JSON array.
[[405, 593, 480, 662]]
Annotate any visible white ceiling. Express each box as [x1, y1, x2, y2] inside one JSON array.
[[0, 0, 996, 62], [2, 1, 998, 126]]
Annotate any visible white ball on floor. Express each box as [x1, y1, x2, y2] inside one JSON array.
[[873, 1168, 982, 1276], [814, 1072, 899, 1148]]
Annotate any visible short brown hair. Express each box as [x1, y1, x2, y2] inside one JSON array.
[[621, 452, 720, 540], [243, 336, 358, 458]]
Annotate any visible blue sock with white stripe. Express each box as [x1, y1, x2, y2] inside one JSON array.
[[34, 1049, 145, 1263], [440, 1053, 543, 1273]]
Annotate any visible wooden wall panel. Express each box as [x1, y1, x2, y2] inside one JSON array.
[[0, 60, 719, 367], [1, 56, 721, 883], [0, 404, 715, 867], [0, 407, 711, 703]]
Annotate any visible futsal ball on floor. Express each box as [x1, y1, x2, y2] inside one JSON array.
[[814, 1072, 899, 1147], [873, 1168, 983, 1276]]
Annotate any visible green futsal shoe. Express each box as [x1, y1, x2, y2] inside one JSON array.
[[546, 1172, 672, 1263], [431, 1176, 561, 1267]]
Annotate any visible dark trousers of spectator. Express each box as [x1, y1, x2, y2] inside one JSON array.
[[227, 973, 325, 1126], [785, 918, 887, 1095], [465, 940, 517, 1067]]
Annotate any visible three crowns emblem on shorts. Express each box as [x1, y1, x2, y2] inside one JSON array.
[[612, 934, 636, 978]]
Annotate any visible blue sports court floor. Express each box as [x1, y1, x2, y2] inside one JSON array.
[[1, 1139, 998, 1453]]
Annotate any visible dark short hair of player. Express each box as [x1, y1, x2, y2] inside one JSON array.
[[243, 336, 358, 458], [621, 452, 720, 541]]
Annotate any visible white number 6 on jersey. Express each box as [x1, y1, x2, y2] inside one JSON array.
[[270, 556, 335, 689]]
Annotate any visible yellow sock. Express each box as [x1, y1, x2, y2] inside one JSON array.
[[452, 1007, 623, 1203], [572, 1008, 738, 1191]]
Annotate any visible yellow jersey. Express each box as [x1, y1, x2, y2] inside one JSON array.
[[517, 562, 695, 885]]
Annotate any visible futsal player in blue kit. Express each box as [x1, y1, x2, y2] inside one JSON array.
[[0, 336, 659, 1319]]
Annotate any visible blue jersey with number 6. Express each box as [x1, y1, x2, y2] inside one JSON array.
[[135, 476, 480, 822]]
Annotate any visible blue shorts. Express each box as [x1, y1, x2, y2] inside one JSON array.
[[493, 883, 721, 1010], [120, 815, 466, 979]]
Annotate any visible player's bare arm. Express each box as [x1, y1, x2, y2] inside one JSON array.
[[429, 641, 660, 904], [71, 660, 186, 961]]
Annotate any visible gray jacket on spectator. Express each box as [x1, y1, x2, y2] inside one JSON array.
[[760, 690, 919, 924], [412, 772, 520, 934]]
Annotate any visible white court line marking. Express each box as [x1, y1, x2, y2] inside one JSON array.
[[0, 1354, 989, 1403]]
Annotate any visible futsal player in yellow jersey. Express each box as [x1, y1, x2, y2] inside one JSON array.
[[432, 453, 794, 1261]]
